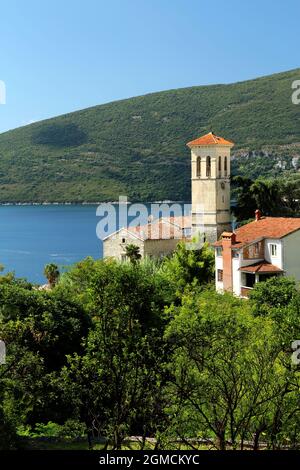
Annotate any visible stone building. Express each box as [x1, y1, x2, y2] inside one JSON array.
[[187, 131, 234, 243], [103, 216, 191, 260], [103, 131, 235, 259]]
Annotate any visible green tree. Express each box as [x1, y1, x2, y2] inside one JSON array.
[[162, 289, 299, 450], [249, 277, 298, 318], [124, 244, 142, 264], [162, 241, 215, 298], [59, 260, 168, 449], [232, 176, 284, 221], [44, 263, 60, 288], [0, 282, 90, 430]]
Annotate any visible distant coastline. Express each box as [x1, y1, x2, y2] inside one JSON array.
[[0, 200, 187, 206]]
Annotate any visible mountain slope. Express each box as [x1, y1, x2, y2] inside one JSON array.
[[0, 68, 299, 202]]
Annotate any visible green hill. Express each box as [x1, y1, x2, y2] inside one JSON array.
[[0, 68, 299, 203]]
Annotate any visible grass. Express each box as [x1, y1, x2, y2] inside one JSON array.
[[21, 438, 158, 451]]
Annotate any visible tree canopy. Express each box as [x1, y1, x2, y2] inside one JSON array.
[[0, 246, 300, 450]]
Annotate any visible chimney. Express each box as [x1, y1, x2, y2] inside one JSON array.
[[221, 232, 236, 292], [255, 209, 262, 222]]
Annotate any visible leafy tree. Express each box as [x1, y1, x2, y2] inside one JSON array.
[[0, 285, 90, 370], [0, 355, 20, 450], [44, 263, 60, 288], [233, 175, 300, 222], [0, 407, 17, 450], [124, 244, 142, 264], [58, 260, 168, 449], [232, 176, 257, 221], [0, 282, 90, 429], [162, 241, 215, 298], [1, 254, 300, 450], [249, 277, 298, 317], [162, 289, 299, 450]]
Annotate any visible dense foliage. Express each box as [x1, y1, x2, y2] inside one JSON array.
[[0, 69, 299, 202], [0, 248, 299, 450], [233, 174, 300, 222]]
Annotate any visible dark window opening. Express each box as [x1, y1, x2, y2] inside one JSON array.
[[196, 156, 201, 177], [206, 156, 211, 178], [218, 156, 222, 176], [224, 156, 228, 177], [245, 273, 255, 288]]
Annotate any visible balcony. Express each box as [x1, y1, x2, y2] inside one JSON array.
[[243, 241, 264, 260], [240, 286, 253, 298]]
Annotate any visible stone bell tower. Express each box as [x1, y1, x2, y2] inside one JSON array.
[[187, 131, 234, 243]]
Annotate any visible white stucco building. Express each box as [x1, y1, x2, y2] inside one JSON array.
[[214, 210, 300, 297]]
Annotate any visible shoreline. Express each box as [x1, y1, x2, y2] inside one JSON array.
[[0, 200, 188, 206]]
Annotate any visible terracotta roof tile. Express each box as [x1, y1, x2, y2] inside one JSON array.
[[214, 217, 300, 248], [239, 262, 283, 274], [187, 132, 234, 148], [128, 215, 191, 241], [235, 217, 300, 246]]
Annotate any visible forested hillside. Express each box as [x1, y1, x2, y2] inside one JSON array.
[[0, 68, 299, 202]]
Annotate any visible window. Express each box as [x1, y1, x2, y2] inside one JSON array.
[[245, 273, 255, 288], [270, 244, 277, 257], [217, 269, 223, 282], [122, 238, 126, 243], [216, 247, 223, 257], [183, 227, 192, 237], [206, 156, 211, 177], [218, 156, 222, 176], [196, 156, 201, 177], [247, 242, 262, 259], [224, 156, 228, 177]]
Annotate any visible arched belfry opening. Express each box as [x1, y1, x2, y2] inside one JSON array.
[[196, 156, 201, 177], [206, 156, 211, 178], [224, 156, 228, 177]]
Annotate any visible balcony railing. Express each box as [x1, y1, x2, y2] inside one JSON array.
[[240, 286, 253, 298]]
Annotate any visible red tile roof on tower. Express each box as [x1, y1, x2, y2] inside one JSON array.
[[187, 132, 234, 148], [214, 217, 300, 247]]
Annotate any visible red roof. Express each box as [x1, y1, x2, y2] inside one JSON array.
[[215, 217, 300, 247], [187, 132, 234, 148], [239, 262, 283, 274], [128, 215, 191, 241], [235, 217, 300, 246]]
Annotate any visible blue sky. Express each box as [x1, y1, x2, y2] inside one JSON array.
[[0, 0, 299, 133]]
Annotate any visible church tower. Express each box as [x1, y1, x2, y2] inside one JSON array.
[[187, 132, 234, 243]]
